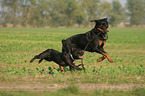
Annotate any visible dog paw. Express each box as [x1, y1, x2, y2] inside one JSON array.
[[109, 59, 114, 63], [97, 58, 103, 62]]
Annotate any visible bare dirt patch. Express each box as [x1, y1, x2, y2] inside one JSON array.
[[0, 83, 144, 91], [79, 84, 145, 91]]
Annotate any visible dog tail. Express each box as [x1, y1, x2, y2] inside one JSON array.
[[30, 55, 38, 63]]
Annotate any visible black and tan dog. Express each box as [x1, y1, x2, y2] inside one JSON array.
[[30, 47, 84, 71], [62, 18, 113, 63]]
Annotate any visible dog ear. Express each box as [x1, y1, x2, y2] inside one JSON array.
[[90, 18, 108, 22], [90, 20, 98, 22], [102, 18, 107, 21]]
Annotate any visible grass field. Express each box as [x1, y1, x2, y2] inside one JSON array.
[[0, 27, 145, 95]]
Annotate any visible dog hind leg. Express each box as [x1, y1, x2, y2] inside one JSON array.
[[38, 59, 43, 63], [30, 55, 39, 63]]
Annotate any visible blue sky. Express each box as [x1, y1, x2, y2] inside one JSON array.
[[105, 0, 127, 6]]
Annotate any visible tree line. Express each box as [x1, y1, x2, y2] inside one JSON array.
[[0, 0, 145, 27]]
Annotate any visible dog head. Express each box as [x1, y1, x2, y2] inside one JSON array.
[[62, 39, 84, 59], [90, 18, 109, 34], [71, 48, 84, 59]]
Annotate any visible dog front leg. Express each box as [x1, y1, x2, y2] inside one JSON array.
[[102, 53, 113, 63], [96, 48, 113, 63], [64, 59, 81, 71], [97, 55, 106, 62]]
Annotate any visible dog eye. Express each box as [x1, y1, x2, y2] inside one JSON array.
[[80, 51, 81, 52], [102, 23, 106, 26]]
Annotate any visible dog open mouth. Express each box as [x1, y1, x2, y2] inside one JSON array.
[[79, 56, 84, 58]]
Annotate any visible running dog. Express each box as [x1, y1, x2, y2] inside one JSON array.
[[62, 18, 113, 63], [30, 48, 84, 71]]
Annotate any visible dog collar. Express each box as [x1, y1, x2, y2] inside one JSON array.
[[101, 34, 108, 40], [69, 53, 75, 61]]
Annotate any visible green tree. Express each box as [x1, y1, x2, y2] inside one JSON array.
[[47, 0, 85, 27], [22, 0, 50, 27], [97, 1, 112, 18], [47, 0, 68, 27], [110, 0, 126, 27], [64, 0, 86, 27], [28, 0, 44, 27], [127, 0, 145, 25], [22, 0, 32, 26], [1, 0, 23, 27], [81, 0, 100, 21], [62, 0, 80, 26]]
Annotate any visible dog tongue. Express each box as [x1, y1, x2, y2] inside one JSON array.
[[79, 56, 84, 58]]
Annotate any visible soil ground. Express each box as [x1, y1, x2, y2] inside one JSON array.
[[0, 83, 144, 91]]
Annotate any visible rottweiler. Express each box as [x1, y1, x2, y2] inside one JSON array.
[[30, 48, 84, 71], [62, 18, 113, 63]]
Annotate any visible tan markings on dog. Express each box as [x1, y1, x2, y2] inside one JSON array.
[[97, 28, 104, 33], [106, 28, 108, 32], [102, 53, 113, 63], [103, 41, 106, 45], [99, 40, 103, 46], [59, 66, 64, 72], [97, 56, 106, 62]]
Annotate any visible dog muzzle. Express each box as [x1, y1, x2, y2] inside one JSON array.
[[97, 28, 109, 33]]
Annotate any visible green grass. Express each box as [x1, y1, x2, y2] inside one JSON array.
[[0, 27, 145, 94]]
